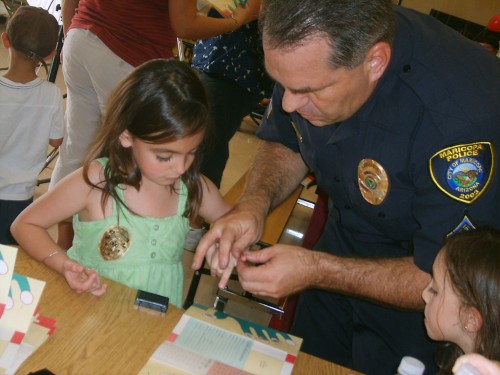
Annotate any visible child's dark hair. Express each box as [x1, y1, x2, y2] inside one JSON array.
[[83, 58, 213, 220], [435, 227, 500, 374], [6, 6, 59, 75]]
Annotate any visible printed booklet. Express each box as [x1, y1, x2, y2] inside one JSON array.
[[140, 304, 303, 375]]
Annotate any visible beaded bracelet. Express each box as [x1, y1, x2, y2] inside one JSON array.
[[229, 14, 239, 32], [42, 250, 60, 264]]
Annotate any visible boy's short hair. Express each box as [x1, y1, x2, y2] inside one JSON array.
[[6, 6, 59, 60]]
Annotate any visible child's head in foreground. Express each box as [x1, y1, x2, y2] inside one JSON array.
[[84, 58, 212, 219], [3, 6, 59, 74], [422, 227, 500, 373]]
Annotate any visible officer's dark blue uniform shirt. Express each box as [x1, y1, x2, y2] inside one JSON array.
[[258, 7, 500, 273], [257, 6, 500, 373]]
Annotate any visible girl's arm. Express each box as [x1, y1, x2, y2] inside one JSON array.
[[169, 0, 261, 40], [12, 167, 90, 268], [11, 164, 107, 295], [198, 175, 233, 223]]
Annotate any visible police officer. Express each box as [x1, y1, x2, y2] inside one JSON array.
[[194, 0, 500, 373]]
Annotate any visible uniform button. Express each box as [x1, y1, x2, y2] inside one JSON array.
[[378, 212, 386, 219], [151, 252, 156, 259], [344, 204, 351, 209], [151, 239, 157, 246], [153, 224, 159, 231], [403, 64, 411, 73], [334, 176, 341, 182]]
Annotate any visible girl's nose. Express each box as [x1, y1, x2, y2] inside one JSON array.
[[173, 156, 189, 175]]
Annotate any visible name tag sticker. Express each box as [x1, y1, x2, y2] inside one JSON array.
[[429, 142, 495, 204]]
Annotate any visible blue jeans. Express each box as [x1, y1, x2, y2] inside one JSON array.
[[197, 71, 262, 188], [0, 198, 32, 245]]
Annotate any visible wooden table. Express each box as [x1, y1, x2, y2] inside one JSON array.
[[14, 250, 359, 374]]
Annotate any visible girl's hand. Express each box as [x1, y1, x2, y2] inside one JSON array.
[[62, 259, 108, 296], [232, 0, 261, 25], [194, 202, 264, 273], [206, 243, 238, 289]]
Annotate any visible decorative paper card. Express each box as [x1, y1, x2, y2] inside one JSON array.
[[140, 304, 302, 375], [0, 246, 18, 318], [2, 313, 56, 375], [0, 273, 46, 373], [0, 274, 45, 337]]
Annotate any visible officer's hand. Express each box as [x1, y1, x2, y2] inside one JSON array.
[[193, 203, 264, 272], [237, 244, 316, 298]]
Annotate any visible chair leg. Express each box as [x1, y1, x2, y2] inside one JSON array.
[[37, 147, 59, 186]]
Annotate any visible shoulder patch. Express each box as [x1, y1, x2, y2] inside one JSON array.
[[446, 213, 476, 237], [429, 142, 495, 204]]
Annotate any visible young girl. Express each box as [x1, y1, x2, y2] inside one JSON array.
[[11, 59, 232, 307], [421, 227, 500, 374], [0, 6, 64, 244]]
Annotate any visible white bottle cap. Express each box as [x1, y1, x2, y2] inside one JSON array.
[[398, 356, 426, 375]]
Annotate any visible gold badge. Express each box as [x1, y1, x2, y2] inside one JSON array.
[[357, 159, 390, 205], [99, 225, 131, 260]]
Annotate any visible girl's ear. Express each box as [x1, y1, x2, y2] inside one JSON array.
[[119, 130, 133, 148], [463, 306, 483, 333]]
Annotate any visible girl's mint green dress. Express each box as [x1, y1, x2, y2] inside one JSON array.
[[67, 159, 190, 307]]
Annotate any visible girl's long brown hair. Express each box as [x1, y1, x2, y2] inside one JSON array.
[[83, 59, 212, 220], [435, 227, 500, 374]]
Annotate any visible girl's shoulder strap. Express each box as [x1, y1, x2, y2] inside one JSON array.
[[177, 180, 189, 215], [95, 157, 108, 167]]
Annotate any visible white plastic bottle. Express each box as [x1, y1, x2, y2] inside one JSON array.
[[397, 356, 426, 375]]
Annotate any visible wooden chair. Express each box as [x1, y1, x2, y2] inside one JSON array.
[[268, 187, 329, 332], [176, 38, 195, 64], [0, 0, 28, 17]]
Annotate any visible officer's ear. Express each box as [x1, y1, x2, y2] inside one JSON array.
[[365, 41, 391, 83]]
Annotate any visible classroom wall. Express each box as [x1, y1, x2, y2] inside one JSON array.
[[403, 0, 500, 26]]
